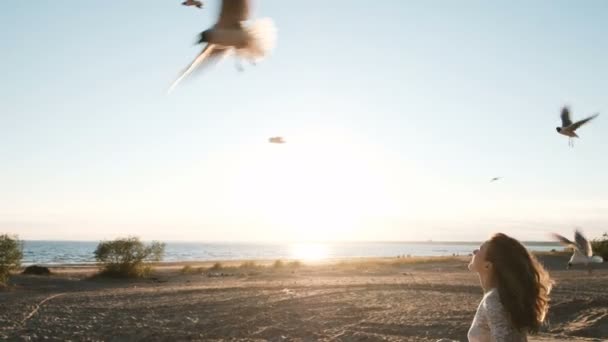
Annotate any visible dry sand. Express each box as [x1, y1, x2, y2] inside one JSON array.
[[1, 254, 607, 341]]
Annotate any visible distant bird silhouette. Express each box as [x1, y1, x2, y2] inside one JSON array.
[[181, 0, 203, 9], [556, 106, 599, 147], [552, 229, 603, 273], [168, 0, 277, 93], [269, 137, 285, 144], [490, 177, 501, 183]]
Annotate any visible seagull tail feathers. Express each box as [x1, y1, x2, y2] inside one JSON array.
[[242, 18, 277, 61], [591, 256, 604, 263]]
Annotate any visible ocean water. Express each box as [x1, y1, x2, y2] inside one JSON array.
[[20, 241, 562, 266]]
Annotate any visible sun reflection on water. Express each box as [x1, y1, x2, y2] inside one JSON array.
[[289, 243, 329, 261]]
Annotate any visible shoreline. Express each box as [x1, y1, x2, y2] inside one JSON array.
[[19, 256, 471, 275], [19, 241, 565, 268], [20, 251, 572, 269]]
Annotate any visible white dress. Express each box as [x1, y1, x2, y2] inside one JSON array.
[[467, 288, 527, 342]]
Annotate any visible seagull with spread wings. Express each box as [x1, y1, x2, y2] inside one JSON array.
[[556, 106, 599, 147], [169, 0, 276, 93], [552, 229, 603, 273]]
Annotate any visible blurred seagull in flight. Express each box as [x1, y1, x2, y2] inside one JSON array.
[[556, 106, 599, 147], [269, 136, 285, 144], [181, 0, 203, 9], [551, 229, 604, 274], [168, 0, 277, 93]]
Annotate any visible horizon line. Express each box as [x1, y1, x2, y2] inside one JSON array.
[[19, 239, 563, 245]]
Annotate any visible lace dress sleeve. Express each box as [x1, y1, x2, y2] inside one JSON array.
[[482, 290, 526, 342]]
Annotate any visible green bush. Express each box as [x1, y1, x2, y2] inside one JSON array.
[[0, 234, 23, 285], [94, 237, 165, 278], [591, 233, 608, 261]]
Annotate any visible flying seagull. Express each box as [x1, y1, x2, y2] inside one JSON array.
[[182, 0, 203, 9], [269, 136, 285, 144], [490, 177, 501, 183], [556, 106, 599, 147], [168, 0, 277, 93], [551, 229, 603, 273]]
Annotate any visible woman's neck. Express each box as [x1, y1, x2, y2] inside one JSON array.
[[479, 272, 496, 291]]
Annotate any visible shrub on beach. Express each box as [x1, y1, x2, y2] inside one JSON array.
[[0, 234, 23, 285], [181, 265, 205, 274], [591, 233, 608, 261], [287, 260, 302, 268], [94, 237, 165, 278], [239, 261, 258, 269], [181, 265, 194, 274], [273, 260, 284, 268], [210, 262, 223, 271], [22, 265, 51, 276]]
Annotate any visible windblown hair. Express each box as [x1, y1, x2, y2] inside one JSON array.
[[485, 233, 554, 334]]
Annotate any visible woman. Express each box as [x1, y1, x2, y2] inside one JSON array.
[[467, 233, 553, 342]]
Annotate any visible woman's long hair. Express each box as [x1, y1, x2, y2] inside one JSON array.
[[485, 233, 554, 333]]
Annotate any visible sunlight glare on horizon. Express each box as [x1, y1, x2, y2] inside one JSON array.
[[217, 127, 420, 241], [290, 243, 330, 261]]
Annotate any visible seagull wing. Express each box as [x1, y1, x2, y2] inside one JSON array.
[[574, 229, 592, 257], [168, 44, 216, 94], [569, 113, 599, 132], [552, 233, 577, 250], [560, 106, 573, 127], [216, 0, 250, 29], [189, 47, 232, 77]]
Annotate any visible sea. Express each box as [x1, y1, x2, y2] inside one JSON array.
[[20, 241, 562, 266]]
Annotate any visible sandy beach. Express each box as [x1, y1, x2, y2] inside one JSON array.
[[1, 254, 606, 342]]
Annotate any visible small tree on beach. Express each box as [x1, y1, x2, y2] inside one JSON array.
[[0, 234, 23, 285], [94, 237, 165, 278]]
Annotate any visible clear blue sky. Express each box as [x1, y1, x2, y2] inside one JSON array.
[[1, 1, 607, 242]]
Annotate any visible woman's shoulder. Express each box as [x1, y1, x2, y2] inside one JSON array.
[[480, 288, 528, 340], [481, 288, 503, 309]]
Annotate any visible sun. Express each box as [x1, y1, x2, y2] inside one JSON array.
[[218, 128, 406, 241], [289, 243, 330, 261]]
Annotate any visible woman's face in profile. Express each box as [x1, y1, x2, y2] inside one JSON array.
[[469, 241, 489, 273]]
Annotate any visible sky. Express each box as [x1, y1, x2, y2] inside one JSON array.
[[1, 1, 607, 242]]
